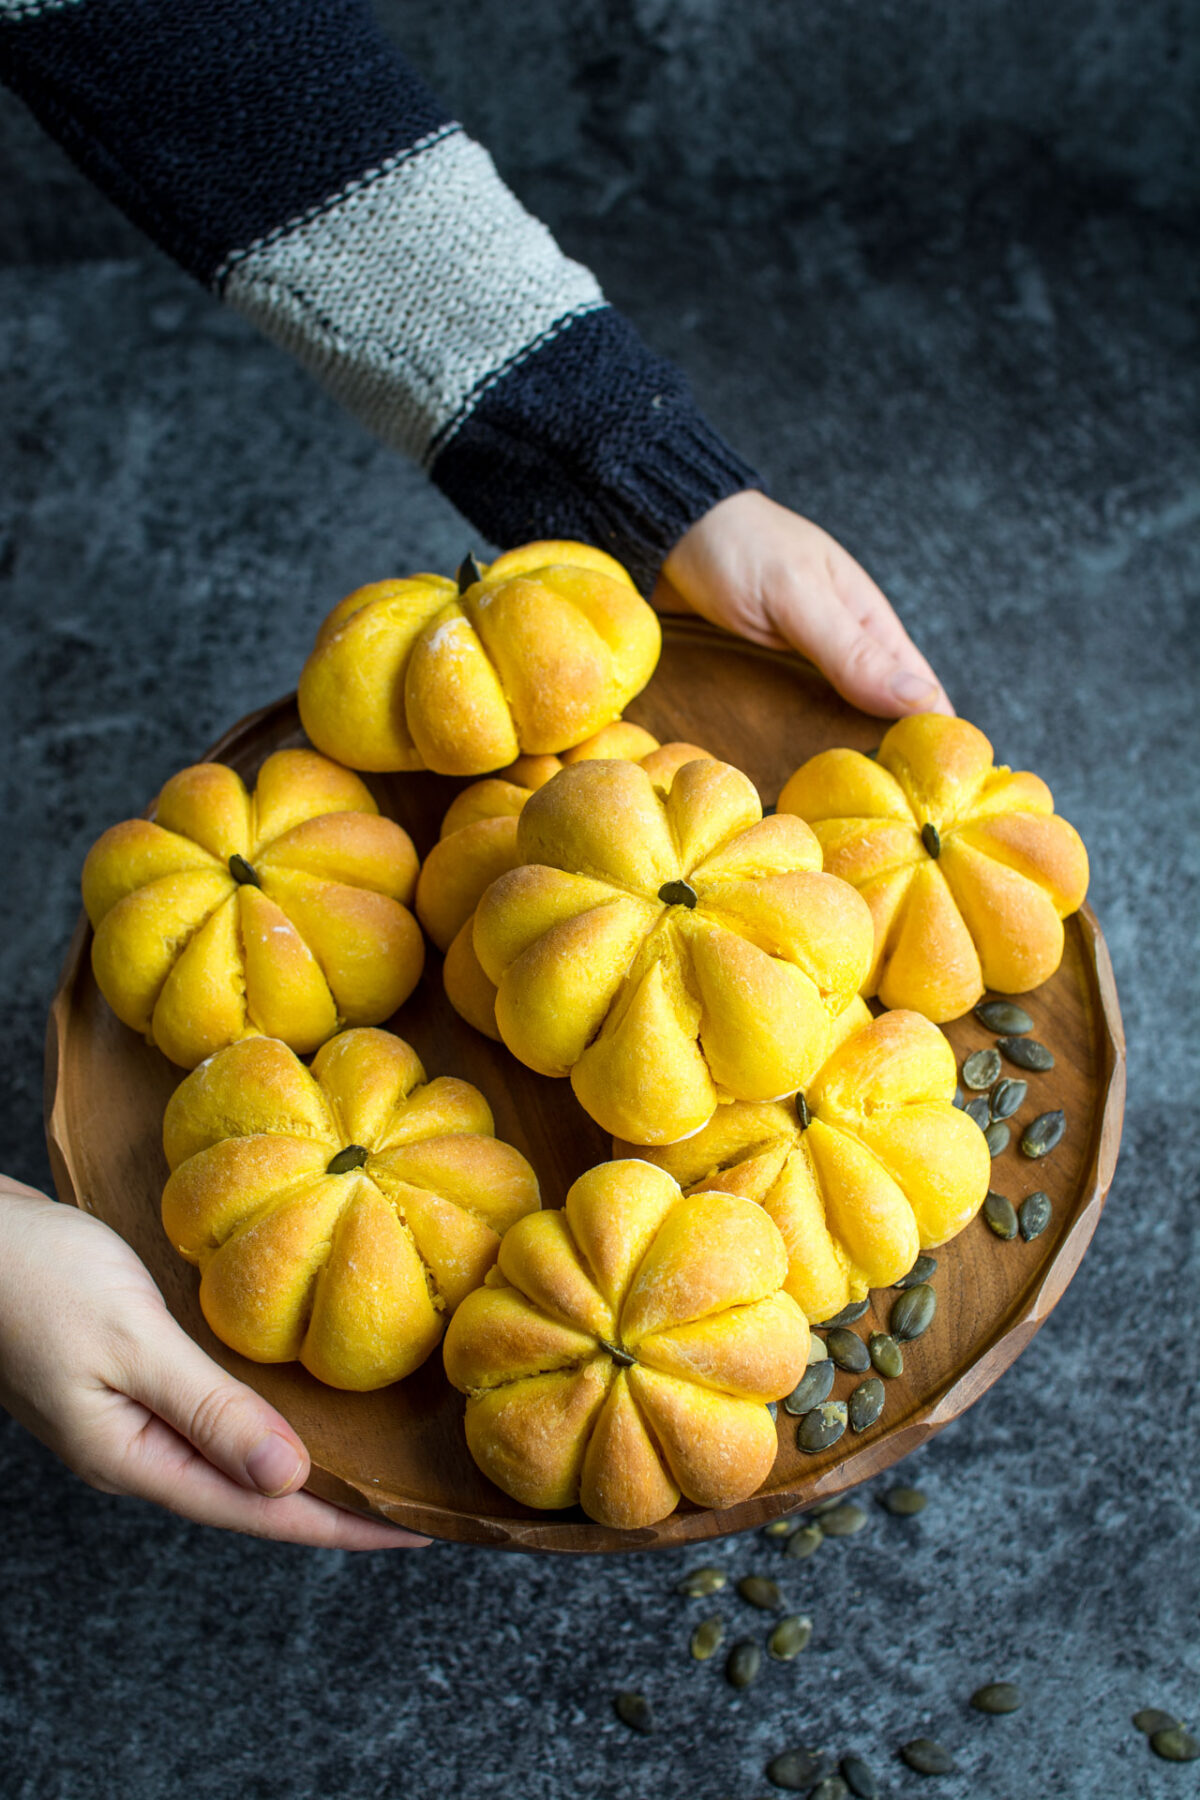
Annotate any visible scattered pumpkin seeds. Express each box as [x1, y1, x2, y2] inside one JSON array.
[[766, 1747, 827, 1789], [819, 1500, 869, 1536], [811, 1780, 849, 1800], [890, 1283, 936, 1341], [725, 1640, 762, 1689], [869, 1331, 904, 1378], [983, 1191, 1018, 1240], [767, 1613, 813, 1660], [797, 1401, 848, 1454], [766, 1401, 778, 1421], [1151, 1726, 1200, 1762], [896, 1254, 937, 1289], [840, 1753, 880, 1799], [689, 1615, 725, 1661], [613, 1691, 654, 1733], [807, 1336, 829, 1364], [816, 1298, 871, 1328], [784, 1522, 824, 1560], [1021, 1110, 1065, 1158], [997, 1034, 1054, 1071], [1133, 1708, 1180, 1735], [964, 1096, 991, 1131], [784, 1360, 836, 1415], [848, 1377, 886, 1432], [899, 1737, 957, 1774], [1018, 1191, 1052, 1241], [989, 1077, 1027, 1120], [827, 1328, 871, 1373], [971, 1681, 1022, 1713], [738, 1575, 782, 1611], [879, 1485, 927, 1516], [975, 999, 1034, 1034], [984, 1120, 1011, 1157], [677, 1566, 726, 1598], [762, 1516, 798, 1539], [953, 1084, 964, 1109], [962, 1047, 1002, 1089]]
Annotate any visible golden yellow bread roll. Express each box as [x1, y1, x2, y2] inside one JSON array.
[[442, 1159, 808, 1528], [624, 1000, 990, 1324], [415, 724, 712, 1039], [471, 756, 874, 1144], [297, 542, 662, 777], [82, 749, 424, 1069], [777, 714, 1090, 1023], [161, 1028, 540, 1390]]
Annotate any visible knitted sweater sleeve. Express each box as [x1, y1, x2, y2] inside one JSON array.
[[0, 0, 762, 591]]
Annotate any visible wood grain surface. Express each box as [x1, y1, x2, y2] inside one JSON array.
[[44, 618, 1125, 1553]]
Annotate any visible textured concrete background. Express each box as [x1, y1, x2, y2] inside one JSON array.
[[1, 3, 1198, 1796]]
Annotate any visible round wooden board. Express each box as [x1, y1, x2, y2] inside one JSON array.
[[45, 619, 1125, 1553]]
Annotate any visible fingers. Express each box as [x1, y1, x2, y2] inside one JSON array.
[[827, 545, 953, 711], [765, 574, 951, 719]]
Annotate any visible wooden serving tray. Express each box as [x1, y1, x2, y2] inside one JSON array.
[[44, 619, 1125, 1553]]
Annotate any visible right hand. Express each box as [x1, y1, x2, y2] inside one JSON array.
[[0, 1177, 429, 1550]]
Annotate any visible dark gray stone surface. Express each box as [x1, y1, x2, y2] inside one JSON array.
[[1, 5, 1198, 1795]]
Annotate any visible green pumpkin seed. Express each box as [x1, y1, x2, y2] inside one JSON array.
[[784, 1522, 824, 1560], [1151, 1726, 1200, 1762], [964, 1096, 991, 1131], [900, 1738, 957, 1774], [1018, 1191, 1052, 1241], [868, 1331, 904, 1378], [811, 1781, 848, 1800], [952, 1084, 964, 1109], [658, 878, 698, 908], [676, 1566, 726, 1598], [826, 1328, 871, 1373], [896, 1254, 937, 1289], [766, 1747, 827, 1789], [879, 1485, 927, 1516], [962, 1047, 1002, 1089], [766, 1401, 778, 1421], [456, 551, 486, 592], [840, 1753, 879, 1799], [725, 1639, 762, 1689], [797, 1401, 848, 1454], [325, 1144, 369, 1175], [1021, 1110, 1065, 1158], [921, 822, 942, 858], [890, 1283, 936, 1341], [998, 1034, 1054, 1071], [848, 1378, 886, 1432], [807, 1336, 829, 1364], [819, 1500, 869, 1536], [794, 1091, 811, 1131], [1132, 1708, 1179, 1735], [738, 1575, 782, 1611], [783, 1360, 836, 1415], [989, 1077, 1027, 1120], [985, 1120, 1011, 1157], [815, 1298, 871, 1328], [762, 1517, 798, 1539], [613, 1691, 654, 1733], [227, 852, 260, 887], [689, 1614, 725, 1661], [767, 1613, 813, 1660], [598, 1337, 636, 1367], [971, 1681, 1022, 1713], [983, 1191, 1018, 1240], [975, 999, 1034, 1034]]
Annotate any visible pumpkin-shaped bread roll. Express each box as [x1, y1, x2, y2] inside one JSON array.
[[625, 1000, 990, 1324], [778, 714, 1089, 1022], [82, 749, 424, 1068], [443, 1160, 808, 1528], [298, 542, 662, 776], [472, 756, 874, 1143], [162, 1029, 540, 1390], [415, 725, 712, 1038]]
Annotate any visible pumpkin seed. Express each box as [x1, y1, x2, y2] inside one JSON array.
[[456, 551, 485, 592], [989, 1077, 1027, 1120], [1151, 1726, 1200, 1762], [677, 1566, 726, 1598], [868, 1331, 904, 1378], [767, 1614, 813, 1660], [766, 1401, 778, 1421], [849, 1378, 886, 1432], [984, 1121, 1011, 1157], [998, 1034, 1054, 1071], [725, 1639, 762, 1689], [815, 1298, 871, 1328], [738, 1575, 782, 1611], [807, 1336, 829, 1364], [809, 1496, 849, 1515], [819, 1500, 869, 1536], [613, 1691, 654, 1733], [598, 1337, 636, 1367], [952, 1084, 964, 1109], [783, 1360, 836, 1415], [762, 1517, 797, 1539], [1133, 1708, 1180, 1735], [879, 1485, 927, 1515], [657, 877, 698, 908], [227, 852, 260, 887], [827, 1328, 871, 1373], [900, 1738, 956, 1774], [891, 1283, 936, 1341], [784, 1522, 824, 1560], [921, 822, 942, 858], [896, 1254, 937, 1289], [1021, 1111, 1065, 1158], [797, 1401, 848, 1454], [1018, 1191, 1052, 1241], [840, 1753, 880, 1799], [971, 1681, 1022, 1713], [982, 1191, 1018, 1240], [326, 1144, 369, 1175], [962, 1047, 1001, 1089], [811, 1781, 849, 1800], [766, 1747, 827, 1789], [975, 999, 1034, 1034], [964, 1096, 991, 1130], [794, 1091, 811, 1131], [689, 1614, 725, 1661]]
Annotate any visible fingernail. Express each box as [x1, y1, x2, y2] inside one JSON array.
[[891, 670, 940, 706], [245, 1432, 303, 1497]]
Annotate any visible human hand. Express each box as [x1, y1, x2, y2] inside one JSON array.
[[0, 1177, 428, 1549], [654, 491, 954, 718]]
